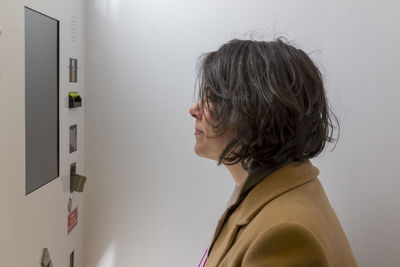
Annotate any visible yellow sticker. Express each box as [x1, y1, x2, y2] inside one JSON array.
[[69, 92, 79, 98]]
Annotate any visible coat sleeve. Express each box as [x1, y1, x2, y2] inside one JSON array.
[[242, 222, 329, 267]]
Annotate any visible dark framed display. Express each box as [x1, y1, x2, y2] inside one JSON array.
[[25, 7, 59, 195], [69, 58, 77, 82]]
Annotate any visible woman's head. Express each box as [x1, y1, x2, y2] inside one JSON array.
[[189, 37, 339, 171]]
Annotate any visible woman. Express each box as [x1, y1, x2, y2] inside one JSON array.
[[190, 38, 358, 267]]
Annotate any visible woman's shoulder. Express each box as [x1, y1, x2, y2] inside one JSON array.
[[241, 177, 358, 266]]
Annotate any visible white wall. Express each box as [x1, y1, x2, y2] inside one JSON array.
[[0, 0, 85, 266], [87, 0, 394, 266]]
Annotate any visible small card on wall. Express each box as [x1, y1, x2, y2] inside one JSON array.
[[69, 58, 77, 82], [68, 207, 78, 235], [69, 124, 77, 153]]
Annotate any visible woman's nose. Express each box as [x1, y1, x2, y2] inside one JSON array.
[[189, 101, 202, 119]]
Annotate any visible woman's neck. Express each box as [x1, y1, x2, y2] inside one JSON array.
[[225, 162, 248, 186]]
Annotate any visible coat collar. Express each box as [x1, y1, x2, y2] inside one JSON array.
[[206, 159, 320, 260], [234, 159, 319, 225], [225, 159, 295, 212]]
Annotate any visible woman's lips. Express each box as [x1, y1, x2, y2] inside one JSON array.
[[195, 129, 204, 135]]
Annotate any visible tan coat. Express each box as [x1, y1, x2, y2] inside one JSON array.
[[205, 159, 358, 267]]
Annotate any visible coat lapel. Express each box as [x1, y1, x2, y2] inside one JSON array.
[[206, 159, 320, 266]]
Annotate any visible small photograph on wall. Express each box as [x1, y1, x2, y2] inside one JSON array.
[[69, 58, 78, 82], [69, 124, 77, 153]]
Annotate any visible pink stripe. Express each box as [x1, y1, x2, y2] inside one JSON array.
[[203, 256, 208, 267], [198, 248, 208, 267]]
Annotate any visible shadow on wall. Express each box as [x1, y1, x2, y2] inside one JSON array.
[[95, 0, 120, 21], [96, 239, 116, 267]]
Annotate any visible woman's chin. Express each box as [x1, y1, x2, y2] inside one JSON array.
[[194, 147, 204, 157]]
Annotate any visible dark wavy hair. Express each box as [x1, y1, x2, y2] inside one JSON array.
[[194, 37, 340, 171]]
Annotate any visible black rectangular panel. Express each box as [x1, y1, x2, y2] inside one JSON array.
[[25, 7, 59, 195]]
